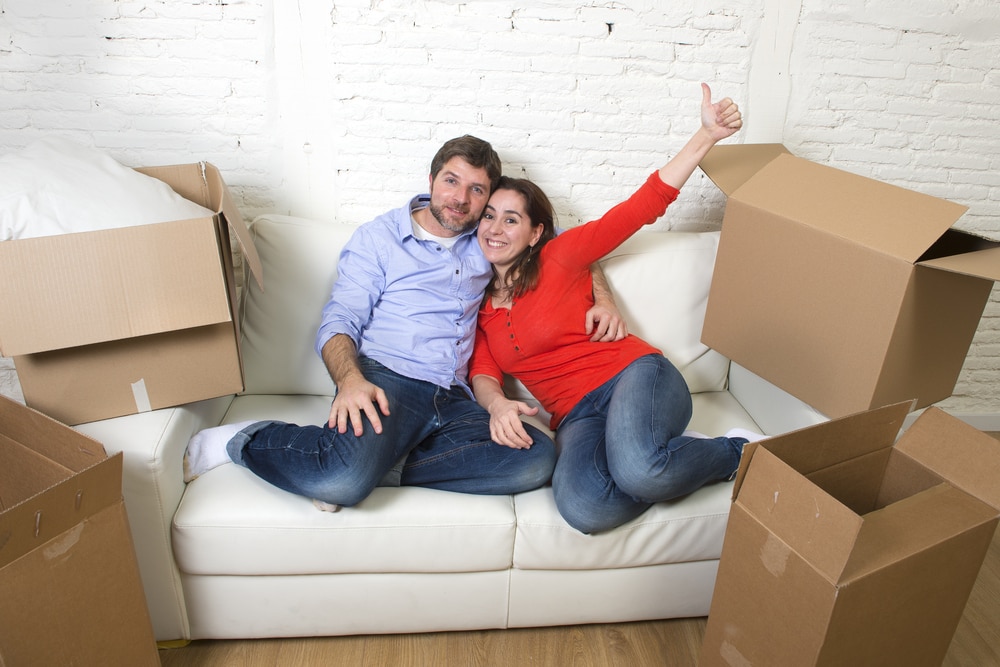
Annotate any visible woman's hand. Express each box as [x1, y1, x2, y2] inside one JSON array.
[[486, 396, 539, 449], [700, 82, 743, 142], [657, 84, 744, 189]]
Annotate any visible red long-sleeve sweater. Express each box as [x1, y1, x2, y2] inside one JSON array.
[[470, 172, 681, 429]]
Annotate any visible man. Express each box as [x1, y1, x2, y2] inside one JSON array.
[[184, 135, 624, 509]]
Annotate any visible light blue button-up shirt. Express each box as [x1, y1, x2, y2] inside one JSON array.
[[315, 195, 492, 392]]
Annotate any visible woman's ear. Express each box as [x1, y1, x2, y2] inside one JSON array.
[[530, 225, 544, 247]]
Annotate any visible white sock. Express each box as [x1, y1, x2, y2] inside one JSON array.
[[725, 427, 768, 443], [183, 420, 256, 482], [312, 498, 342, 513], [682, 429, 710, 439]]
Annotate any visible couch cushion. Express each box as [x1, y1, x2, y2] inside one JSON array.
[[171, 393, 518, 576], [240, 215, 346, 396], [173, 468, 518, 576], [599, 230, 729, 393], [242, 215, 728, 397], [512, 389, 756, 570], [173, 390, 756, 578]]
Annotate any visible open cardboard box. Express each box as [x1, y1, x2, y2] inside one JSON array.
[[699, 145, 1000, 418], [0, 394, 159, 665], [699, 401, 1000, 666], [0, 163, 263, 425]]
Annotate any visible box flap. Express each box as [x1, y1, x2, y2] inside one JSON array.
[[0, 451, 122, 569], [737, 447, 864, 582], [210, 163, 264, 291], [841, 481, 998, 583], [0, 218, 232, 356], [136, 163, 263, 291], [918, 245, 1000, 282], [699, 143, 791, 195], [0, 395, 106, 469], [0, 395, 109, 509], [729, 154, 968, 263], [733, 400, 914, 499], [895, 407, 1000, 513]]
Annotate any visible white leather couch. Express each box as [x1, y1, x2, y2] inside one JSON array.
[[76, 214, 826, 642]]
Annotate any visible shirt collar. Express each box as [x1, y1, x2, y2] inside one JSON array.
[[402, 194, 479, 242]]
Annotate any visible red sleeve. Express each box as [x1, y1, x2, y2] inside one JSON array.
[[469, 320, 503, 384], [547, 172, 680, 270]]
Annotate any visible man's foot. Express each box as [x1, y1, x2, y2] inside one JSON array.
[[183, 420, 257, 482], [724, 427, 768, 443], [312, 499, 343, 513]]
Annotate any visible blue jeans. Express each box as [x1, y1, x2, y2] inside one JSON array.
[[552, 354, 744, 534], [228, 358, 557, 506]]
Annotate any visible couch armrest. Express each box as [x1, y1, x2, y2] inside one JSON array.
[[728, 363, 828, 436], [74, 394, 234, 642]]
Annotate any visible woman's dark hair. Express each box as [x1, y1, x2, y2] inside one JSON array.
[[430, 135, 502, 193], [486, 176, 557, 301]]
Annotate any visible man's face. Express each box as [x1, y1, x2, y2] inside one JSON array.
[[426, 157, 492, 236]]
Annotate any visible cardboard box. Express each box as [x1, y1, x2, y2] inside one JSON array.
[[699, 145, 1000, 418], [0, 163, 263, 425], [0, 394, 159, 666], [699, 401, 1000, 667]]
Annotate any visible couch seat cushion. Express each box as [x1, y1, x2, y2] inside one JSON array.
[[512, 482, 731, 571], [512, 389, 759, 570], [173, 467, 517, 576]]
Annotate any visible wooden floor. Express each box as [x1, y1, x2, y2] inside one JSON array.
[[159, 435, 1000, 667]]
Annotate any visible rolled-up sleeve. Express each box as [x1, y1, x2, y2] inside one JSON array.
[[315, 225, 384, 358]]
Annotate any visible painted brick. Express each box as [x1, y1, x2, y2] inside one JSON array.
[[0, 0, 998, 415]]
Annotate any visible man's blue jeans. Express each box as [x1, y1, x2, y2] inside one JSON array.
[[227, 358, 557, 506], [552, 354, 744, 534]]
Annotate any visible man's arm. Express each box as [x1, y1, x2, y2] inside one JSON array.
[[587, 263, 628, 342], [322, 334, 390, 436]]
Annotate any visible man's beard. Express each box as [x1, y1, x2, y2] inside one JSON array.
[[429, 202, 477, 234]]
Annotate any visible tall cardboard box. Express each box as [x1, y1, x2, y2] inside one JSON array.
[[0, 395, 159, 666], [699, 401, 1000, 667], [0, 162, 263, 425], [699, 145, 1000, 418]]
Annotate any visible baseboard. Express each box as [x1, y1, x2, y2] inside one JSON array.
[[903, 410, 1000, 433]]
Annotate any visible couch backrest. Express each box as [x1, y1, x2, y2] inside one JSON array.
[[239, 214, 729, 397]]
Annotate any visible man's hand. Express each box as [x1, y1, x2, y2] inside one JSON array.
[[322, 334, 390, 436], [588, 263, 628, 342], [585, 302, 628, 342], [328, 375, 390, 436]]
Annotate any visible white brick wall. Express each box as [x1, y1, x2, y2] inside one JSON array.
[[2, 0, 999, 417]]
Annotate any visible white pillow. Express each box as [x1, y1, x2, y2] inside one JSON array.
[[0, 137, 214, 240], [600, 230, 730, 393]]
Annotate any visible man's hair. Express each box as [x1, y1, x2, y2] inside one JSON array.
[[430, 135, 502, 193]]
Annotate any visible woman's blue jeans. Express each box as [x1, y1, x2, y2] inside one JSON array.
[[227, 358, 557, 506], [552, 354, 743, 534]]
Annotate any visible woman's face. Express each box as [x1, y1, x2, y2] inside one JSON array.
[[478, 188, 543, 274]]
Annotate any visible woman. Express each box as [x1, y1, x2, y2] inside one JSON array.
[[469, 84, 758, 534]]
